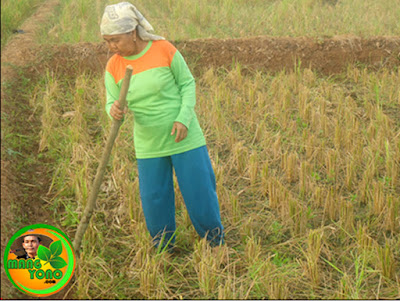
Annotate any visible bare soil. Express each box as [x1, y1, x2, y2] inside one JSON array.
[[7, 35, 400, 79], [1, 0, 399, 299], [178, 35, 400, 74]]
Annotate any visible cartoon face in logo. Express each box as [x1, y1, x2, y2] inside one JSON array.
[[4, 224, 76, 297], [22, 235, 41, 258]]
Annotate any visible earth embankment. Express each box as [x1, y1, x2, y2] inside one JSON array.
[[19, 35, 400, 77]]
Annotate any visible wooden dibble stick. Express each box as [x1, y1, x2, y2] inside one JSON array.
[[73, 65, 133, 254]]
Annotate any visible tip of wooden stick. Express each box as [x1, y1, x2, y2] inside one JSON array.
[[126, 65, 133, 70]]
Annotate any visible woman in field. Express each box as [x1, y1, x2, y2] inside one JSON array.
[[101, 2, 224, 251]]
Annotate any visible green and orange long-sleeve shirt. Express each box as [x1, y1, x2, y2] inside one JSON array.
[[105, 40, 206, 159]]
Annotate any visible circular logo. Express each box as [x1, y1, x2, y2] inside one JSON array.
[[4, 224, 76, 297]]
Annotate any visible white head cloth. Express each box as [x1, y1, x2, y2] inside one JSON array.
[[100, 2, 164, 41]]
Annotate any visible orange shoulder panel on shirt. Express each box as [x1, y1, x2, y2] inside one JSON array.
[[106, 40, 177, 84]]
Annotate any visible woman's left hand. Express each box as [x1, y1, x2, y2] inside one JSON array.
[[171, 122, 188, 143]]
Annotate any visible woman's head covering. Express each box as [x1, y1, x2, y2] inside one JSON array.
[[100, 2, 164, 41]]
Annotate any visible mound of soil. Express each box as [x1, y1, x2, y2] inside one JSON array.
[[178, 35, 400, 73], [13, 35, 400, 79]]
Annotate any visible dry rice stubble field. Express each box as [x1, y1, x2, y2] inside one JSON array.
[[26, 58, 400, 299], [2, 43, 400, 300], [1, 0, 400, 299]]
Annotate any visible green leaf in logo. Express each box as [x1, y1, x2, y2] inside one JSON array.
[[37, 245, 52, 261], [49, 256, 67, 269], [50, 240, 63, 257]]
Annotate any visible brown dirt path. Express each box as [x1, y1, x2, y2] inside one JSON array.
[[1, 0, 60, 89], [1, 0, 65, 299]]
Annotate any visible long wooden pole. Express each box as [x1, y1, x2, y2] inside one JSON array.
[[73, 65, 133, 254]]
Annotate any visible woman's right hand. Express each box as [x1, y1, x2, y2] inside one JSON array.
[[110, 100, 127, 120]]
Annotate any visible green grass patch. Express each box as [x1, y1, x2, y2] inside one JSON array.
[[37, 0, 400, 45], [1, 0, 45, 48]]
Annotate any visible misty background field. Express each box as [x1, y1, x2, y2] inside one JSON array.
[[2, 0, 399, 299]]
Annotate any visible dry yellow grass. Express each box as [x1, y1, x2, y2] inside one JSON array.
[[29, 63, 400, 299]]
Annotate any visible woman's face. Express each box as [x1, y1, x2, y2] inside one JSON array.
[[103, 32, 136, 56]]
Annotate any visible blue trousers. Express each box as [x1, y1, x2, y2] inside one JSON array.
[[137, 146, 224, 248]]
